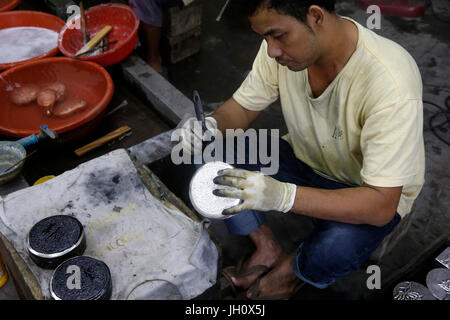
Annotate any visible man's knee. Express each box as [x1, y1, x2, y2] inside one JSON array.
[[294, 222, 390, 286]]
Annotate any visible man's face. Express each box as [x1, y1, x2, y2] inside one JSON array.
[[249, 7, 321, 72]]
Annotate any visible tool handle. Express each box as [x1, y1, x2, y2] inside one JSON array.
[[16, 135, 39, 147], [193, 91, 207, 132], [74, 126, 131, 157], [75, 25, 112, 57]]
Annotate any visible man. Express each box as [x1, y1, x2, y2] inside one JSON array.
[[180, 0, 424, 299], [129, 0, 194, 76]]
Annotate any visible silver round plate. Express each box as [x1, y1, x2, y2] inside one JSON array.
[[426, 268, 450, 300], [393, 281, 436, 300], [189, 161, 241, 220]]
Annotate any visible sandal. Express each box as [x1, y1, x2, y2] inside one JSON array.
[[219, 256, 271, 299]]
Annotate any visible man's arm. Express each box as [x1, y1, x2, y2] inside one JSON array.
[[291, 184, 402, 226], [214, 168, 402, 227], [210, 98, 261, 132]]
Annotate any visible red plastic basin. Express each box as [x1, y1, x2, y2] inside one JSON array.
[[356, 0, 426, 18], [58, 3, 140, 67], [0, 10, 66, 70], [0, 0, 20, 12], [0, 57, 114, 138]]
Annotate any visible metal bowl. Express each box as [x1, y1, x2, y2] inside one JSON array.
[[0, 141, 26, 185], [189, 161, 241, 220]]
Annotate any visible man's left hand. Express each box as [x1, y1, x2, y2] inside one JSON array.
[[213, 169, 297, 216]]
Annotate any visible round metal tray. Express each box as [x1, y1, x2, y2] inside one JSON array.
[[189, 161, 241, 220], [50, 256, 112, 300], [26, 215, 86, 269], [426, 268, 450, 300], [393, 281, 436, 300]]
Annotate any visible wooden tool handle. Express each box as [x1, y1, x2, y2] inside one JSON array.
[[75, 25, 112, 57], [80, 2, 89, 45], [74, 126, 131, 157]]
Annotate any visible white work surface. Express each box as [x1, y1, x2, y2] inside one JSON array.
[[0, 149, 218, 300]]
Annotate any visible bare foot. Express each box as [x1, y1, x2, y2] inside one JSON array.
[[246, 253, 301, 299], [224, 225, 283, 289]]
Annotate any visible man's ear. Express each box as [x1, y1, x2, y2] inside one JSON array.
[[307, 5, 325, 26]]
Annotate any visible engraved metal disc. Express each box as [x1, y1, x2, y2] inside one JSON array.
[[393, 281, 436, 300], [425, 268, 450, 300], [189, 161, 241, 220], [435, 247, 450, 269]]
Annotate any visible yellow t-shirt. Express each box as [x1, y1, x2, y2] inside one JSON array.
[[233, 17, 425, 217], [182, 0, 195, 6]]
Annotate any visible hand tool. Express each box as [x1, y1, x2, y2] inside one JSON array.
[[216, 0, 231, 22], [75, 25, 112, 57], [74, 126, 132, 156], [80, 2, 90, 45], [0, 149, 37, 175], [193, 90, 207, 133]]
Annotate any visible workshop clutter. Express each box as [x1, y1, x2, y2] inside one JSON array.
[[0, 10, 65, 70], [0, 57, 114, 143], [58, 3, 140, 67], [25, 215, 112, 300], [0, 149, 219, 300], [393, 246, 450, 300], [162, 1, 202, 64], [0, 3, 140, 70]]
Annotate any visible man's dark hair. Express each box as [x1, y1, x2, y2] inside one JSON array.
[[238, 0, 336, 22]]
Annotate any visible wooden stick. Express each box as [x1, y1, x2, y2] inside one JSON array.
[[75, 25, 112, 57], [74, 126, 131, 157], [80, 2, 89, 45], [76, 40, 118, 57]]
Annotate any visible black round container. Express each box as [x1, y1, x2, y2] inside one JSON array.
[[50, 256, 112, 300], [26, 215, 86, 269]]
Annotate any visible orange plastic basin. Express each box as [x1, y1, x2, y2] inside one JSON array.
[[58, 3, 140, 67], [0, 10, 65, 70], [0, 0, 20, 12], [0, 57, 114, 138]]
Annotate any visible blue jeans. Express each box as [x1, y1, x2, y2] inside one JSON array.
[[207, 133, 401, 289]]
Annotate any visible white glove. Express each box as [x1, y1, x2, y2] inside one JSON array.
[[178, 116, 219, 156], [213, 168, 297, 216]]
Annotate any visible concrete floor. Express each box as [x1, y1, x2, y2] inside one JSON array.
[[1, 0, 449, 300]]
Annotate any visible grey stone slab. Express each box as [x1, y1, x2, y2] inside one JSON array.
[[120, 54, 194, 126], [127, 130, 174, 166]]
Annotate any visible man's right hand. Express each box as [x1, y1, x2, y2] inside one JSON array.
[[179, 116, 219, 155]]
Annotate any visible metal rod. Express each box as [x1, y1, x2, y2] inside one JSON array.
[[1, 149, 37, 175], [216, 0, 231, 22]]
